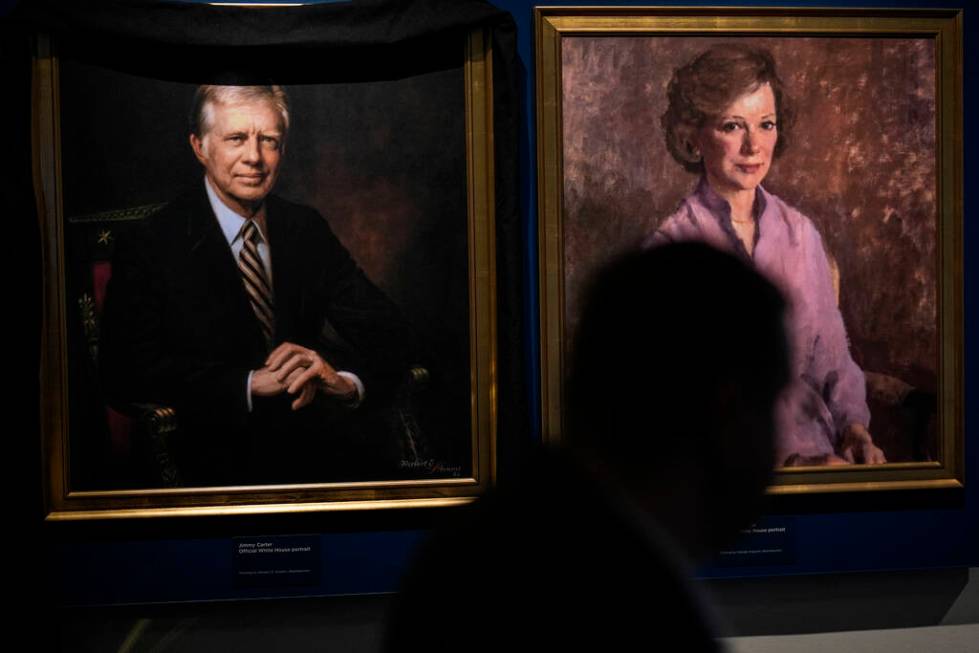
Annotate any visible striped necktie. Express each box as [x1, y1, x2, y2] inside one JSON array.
[[239, 220, 275, 347]]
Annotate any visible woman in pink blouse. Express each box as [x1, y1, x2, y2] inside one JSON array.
[[647, 44, 887, 467]]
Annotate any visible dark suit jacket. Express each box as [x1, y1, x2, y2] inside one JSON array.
[[100, 185, 412, 485]]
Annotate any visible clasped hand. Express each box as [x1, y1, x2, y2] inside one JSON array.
[[782, 423, 887, 467], [250, 342, 358, 410], [838, 423, 887, 464]]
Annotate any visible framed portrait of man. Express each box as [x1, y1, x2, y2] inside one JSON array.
[[35, 20, 501, 518], [535, 7, 963, 493]]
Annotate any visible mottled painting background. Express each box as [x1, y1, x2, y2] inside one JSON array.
[[59, 60, 471, 487], [562, 37, 937, 462]]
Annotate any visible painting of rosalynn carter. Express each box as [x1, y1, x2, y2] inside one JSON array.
[[561, 38, 938, 468]]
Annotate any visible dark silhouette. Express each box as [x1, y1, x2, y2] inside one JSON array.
[[385, 242, 790, 651]]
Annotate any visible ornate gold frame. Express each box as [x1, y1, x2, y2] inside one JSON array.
[[535, 7, 963, 494], [35, 29, 497, 519]]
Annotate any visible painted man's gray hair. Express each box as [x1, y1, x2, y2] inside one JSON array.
[[189, 85, 290, 139]]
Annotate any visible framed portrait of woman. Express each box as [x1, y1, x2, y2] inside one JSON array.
[[535, 7, 963, 493]]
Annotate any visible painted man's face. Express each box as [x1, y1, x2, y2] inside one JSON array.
[[190, 97, 284, 216]]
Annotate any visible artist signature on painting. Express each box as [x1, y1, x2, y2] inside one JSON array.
[[399, 458, 463, 477]]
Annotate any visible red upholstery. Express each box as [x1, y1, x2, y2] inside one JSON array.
[[92, 260, 133, 457]]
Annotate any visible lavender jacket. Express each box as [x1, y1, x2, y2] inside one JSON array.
[[646, 180, 870, 465]]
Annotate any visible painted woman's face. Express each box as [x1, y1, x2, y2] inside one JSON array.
[[694, 82, 778, 195]]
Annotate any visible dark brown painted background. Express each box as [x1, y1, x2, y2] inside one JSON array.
[[562, 36, 938, 396]]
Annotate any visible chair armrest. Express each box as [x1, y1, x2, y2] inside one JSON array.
[[130, 403, 183, 487], [393, 366, 430, 463]]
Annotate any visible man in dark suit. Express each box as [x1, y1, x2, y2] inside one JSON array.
[[100, 85, 412, 486]]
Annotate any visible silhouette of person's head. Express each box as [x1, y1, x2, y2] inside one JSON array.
[[384, 243, 787, 652], [565, 242, 790, 557]]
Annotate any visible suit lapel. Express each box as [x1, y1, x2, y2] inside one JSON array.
[[183, 186, 268, 354], [265, 197, 302, 344]]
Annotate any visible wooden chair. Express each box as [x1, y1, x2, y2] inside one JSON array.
[[825, 252, 936, 461]]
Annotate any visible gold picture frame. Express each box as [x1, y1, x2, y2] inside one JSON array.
[[35, 28, 497, 519], [535, 7, 963, 494]]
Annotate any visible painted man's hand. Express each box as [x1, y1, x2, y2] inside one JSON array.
[[265, 342, 358, 410], [250, 364, 314, 407]]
